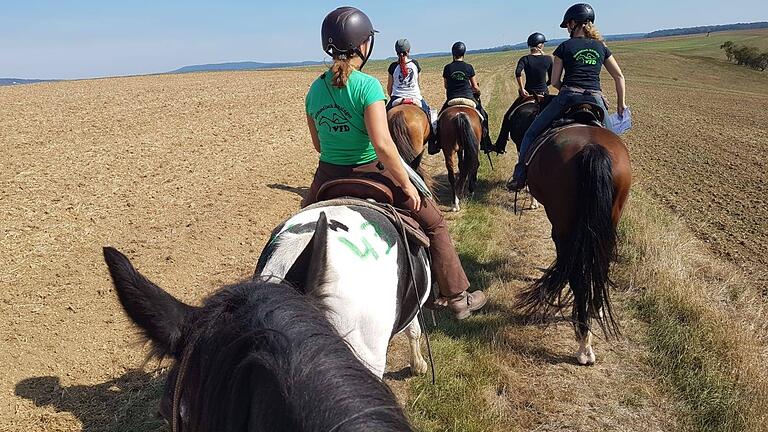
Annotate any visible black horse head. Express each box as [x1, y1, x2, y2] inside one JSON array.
[[103, 247, 413, 432]]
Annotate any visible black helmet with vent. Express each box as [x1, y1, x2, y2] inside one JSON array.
[[321, 7, 377, 68], [527, 32, 547, 47], [451, 41, 466, 58], [560, 3, 595, 28]]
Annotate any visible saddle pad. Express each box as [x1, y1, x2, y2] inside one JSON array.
[[390, 97, 421, 108], [303, 198, 430, 248], [524, 124, 586, 165], [446, 97, 476, 108]]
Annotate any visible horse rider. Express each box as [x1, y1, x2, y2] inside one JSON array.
[[386, 38, 437, 149], [507, 3, 627, 190], [494, 32, 553, 154], [428, 41, 493, 154], [303, 7, 487, 318]]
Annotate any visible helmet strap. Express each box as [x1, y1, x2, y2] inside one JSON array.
[[357, 35, 375, 70]]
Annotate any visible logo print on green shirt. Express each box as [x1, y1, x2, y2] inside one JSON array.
[[574, 49, 600, 65], [315, 104, 351, 133]]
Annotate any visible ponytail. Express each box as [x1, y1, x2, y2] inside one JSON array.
[[398, 53, 409, 79], [583, 22, 605, 43], [330, 55, 355, 88]]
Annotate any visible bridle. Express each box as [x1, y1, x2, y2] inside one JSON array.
[[171, 344, 195, 432]]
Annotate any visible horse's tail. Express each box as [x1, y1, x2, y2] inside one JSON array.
[[391, 110, 433, 194], [455, 112, 479, 188], [390, 111, 418, 164], [517, 143, 619, 337]]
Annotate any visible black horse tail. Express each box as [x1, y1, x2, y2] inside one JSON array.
[[455, 112, 479, 193], [517, 143, 619, 337]]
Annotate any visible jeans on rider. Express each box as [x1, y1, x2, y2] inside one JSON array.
[[511, 90, 608, 184]]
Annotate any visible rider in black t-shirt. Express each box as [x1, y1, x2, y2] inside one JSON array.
[[494, 32, 553, 154], [507, 3, 628, 190], [428, 41, 492, 155]]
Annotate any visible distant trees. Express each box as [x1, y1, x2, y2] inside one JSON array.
[[720, 41, 768, 71]]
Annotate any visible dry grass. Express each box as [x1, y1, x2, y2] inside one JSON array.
[[615, 190, 768, 431]]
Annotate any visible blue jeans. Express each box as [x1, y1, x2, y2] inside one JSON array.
[[512, 89, 608, 181]]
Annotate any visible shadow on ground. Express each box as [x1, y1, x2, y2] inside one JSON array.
[[15, 370, 168, 432]]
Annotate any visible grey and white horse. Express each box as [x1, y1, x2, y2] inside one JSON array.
[[256, 203, 430, 377]]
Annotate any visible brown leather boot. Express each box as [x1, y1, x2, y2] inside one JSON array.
[[446, 290, 488, 320]]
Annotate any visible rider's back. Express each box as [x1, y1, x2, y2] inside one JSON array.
[[553, 38, 611, 91], [389, 59, 423, 100]]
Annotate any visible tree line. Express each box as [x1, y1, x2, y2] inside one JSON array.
[[720, 41, 768, 71]]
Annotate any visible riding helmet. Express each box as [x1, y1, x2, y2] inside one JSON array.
[[452, 41, 466, 57], [527, 32, 547, 47], [395, 38, 411, 55], [560, 3, 595, 28], [321, 7, 377, 66]]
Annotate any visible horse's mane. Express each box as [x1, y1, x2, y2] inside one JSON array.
[[183, 279, 412, 432]]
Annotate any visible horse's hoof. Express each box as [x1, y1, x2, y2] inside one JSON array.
[[410, 359, 429, 376], [576, 349, 596, 366]]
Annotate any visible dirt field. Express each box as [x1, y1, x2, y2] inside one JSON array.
[[1, 31, 766, 431]]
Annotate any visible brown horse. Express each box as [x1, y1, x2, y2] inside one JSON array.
[[387, 104, 430, 183], [517, 122, 631, 365], [437, 106, 482, 212]]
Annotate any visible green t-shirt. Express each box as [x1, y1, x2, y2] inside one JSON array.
[[305, 69, 386, 166]]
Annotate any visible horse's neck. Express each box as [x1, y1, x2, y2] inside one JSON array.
[[249, 294, 407, 431]]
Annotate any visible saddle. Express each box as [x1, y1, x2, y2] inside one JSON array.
[[314, 178, 430, 248], [523, 103, 606, 166], [389, 97, 421, 108], [439, 98, 484, 122]]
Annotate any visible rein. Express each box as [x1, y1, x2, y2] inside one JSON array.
[[386, 203, 437, 385], [171, 345, 195, 432]]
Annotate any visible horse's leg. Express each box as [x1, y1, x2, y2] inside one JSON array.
[[445, 150, 460, 212], [405, 317, 428, 375], [571, 275, 596, 366], [526, 186, 540, 209]]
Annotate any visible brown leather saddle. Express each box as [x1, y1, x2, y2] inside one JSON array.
[[314, 178, 430, 248]]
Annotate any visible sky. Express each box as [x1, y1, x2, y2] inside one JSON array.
[[1, 0, 766, 80]]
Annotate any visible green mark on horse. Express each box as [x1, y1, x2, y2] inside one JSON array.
[[338, 237, 380, 260], [360, 221, 396, 255]]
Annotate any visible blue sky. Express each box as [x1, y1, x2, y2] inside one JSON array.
[[1, 0, 765, 79]]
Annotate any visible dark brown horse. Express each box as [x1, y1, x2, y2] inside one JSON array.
[[517, 122, 631, 365], [437, 106, 482, 212], [387, 104, 431, 187]]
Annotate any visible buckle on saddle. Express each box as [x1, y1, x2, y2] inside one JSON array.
[[316, 178, 395, 205]]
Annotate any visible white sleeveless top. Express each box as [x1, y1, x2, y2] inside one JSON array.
[[389, 59, 423, 101]]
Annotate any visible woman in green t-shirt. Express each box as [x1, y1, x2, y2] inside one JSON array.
[[303, 7, 487, 319]]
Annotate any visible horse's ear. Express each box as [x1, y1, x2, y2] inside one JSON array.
[[304, 212, 330, 290], [103, 247, 195, 357]]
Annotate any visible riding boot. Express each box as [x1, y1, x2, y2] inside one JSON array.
[[428, 125, 441, 155], [507, 163, 527, 191], [446, 290, 488, 320]]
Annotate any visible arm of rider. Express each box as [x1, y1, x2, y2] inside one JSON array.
[[386, 75, 394, 97], [604, 56, 627, 117], [306, 113, 321, 153], [516, 76, 529, 97], [364, 100, 422, 212], [469, 76, 481, 96], [550, 56, 564, 90], [443, 78, 449, 90]]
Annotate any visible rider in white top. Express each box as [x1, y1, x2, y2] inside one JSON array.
[[386, 38, 435, 143]]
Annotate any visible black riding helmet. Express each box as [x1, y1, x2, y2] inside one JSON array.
[[395, 38, 411, 55], [527, 32, 547, 47], [452, 41, 466, 58], [321, 7, 378, 68], [560, 3, 595, 28]]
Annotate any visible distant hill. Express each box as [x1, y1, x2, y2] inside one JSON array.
[[646, 22, 768, 38], [0, 78, 50, 87], [170, 60, 325, 74]]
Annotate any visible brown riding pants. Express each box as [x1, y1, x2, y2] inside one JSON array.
[[302, 160, 470, 297]]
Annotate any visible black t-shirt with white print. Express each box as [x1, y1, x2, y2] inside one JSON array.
[[553, 37, 612, 91]]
